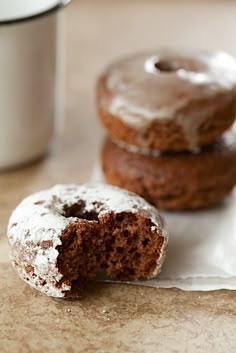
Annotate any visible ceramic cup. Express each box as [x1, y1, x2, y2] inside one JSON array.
[[0, 0, 71, 169]]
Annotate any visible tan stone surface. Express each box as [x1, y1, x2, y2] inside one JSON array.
[[1, 263, 236, 353], [1, 1, 236, 352]]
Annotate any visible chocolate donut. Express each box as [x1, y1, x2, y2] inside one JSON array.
[[101, 130, 236, 210], [8, 183, 168, 297], [97, 49, 236, 151]]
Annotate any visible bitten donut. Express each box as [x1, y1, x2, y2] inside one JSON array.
[[101, 130, 236, 210], [8, 183, 168, 298], [97, 49, 236, 151]]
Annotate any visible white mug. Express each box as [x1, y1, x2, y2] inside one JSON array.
[[0, 0, 71, 169]]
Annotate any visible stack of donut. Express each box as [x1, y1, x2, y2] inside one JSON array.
[[97, 48, 236, 210]]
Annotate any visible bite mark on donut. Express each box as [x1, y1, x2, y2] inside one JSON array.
[[56, 208, 165, 297]]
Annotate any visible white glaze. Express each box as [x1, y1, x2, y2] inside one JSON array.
[[100, 49, 236, 149], [8, 183, 168, 297]]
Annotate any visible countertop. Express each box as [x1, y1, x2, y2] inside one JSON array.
[[1, 1, 236, 352]]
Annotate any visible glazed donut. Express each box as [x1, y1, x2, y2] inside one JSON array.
[[101, 129, 236, 210], [97, 49, 236, 151], [8, 183, 168, 298]]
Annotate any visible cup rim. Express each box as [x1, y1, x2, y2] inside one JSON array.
[[0, 0, 71, 26]]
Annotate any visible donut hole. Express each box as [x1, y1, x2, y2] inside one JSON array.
[[63, 201, 99, 221], [56, 211, 165, 296], [154, 60, 181, 73]]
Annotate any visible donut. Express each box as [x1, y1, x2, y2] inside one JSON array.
[[101, 130, 236, 210], [8, 183, 168, 298], [97, 49, 236, 152]]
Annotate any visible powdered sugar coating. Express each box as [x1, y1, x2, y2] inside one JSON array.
[[8, 183, 168, 297], [99, 49, 236, 149]]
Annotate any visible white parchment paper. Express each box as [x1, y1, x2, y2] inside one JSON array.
[[92, 163, 236, 291]]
